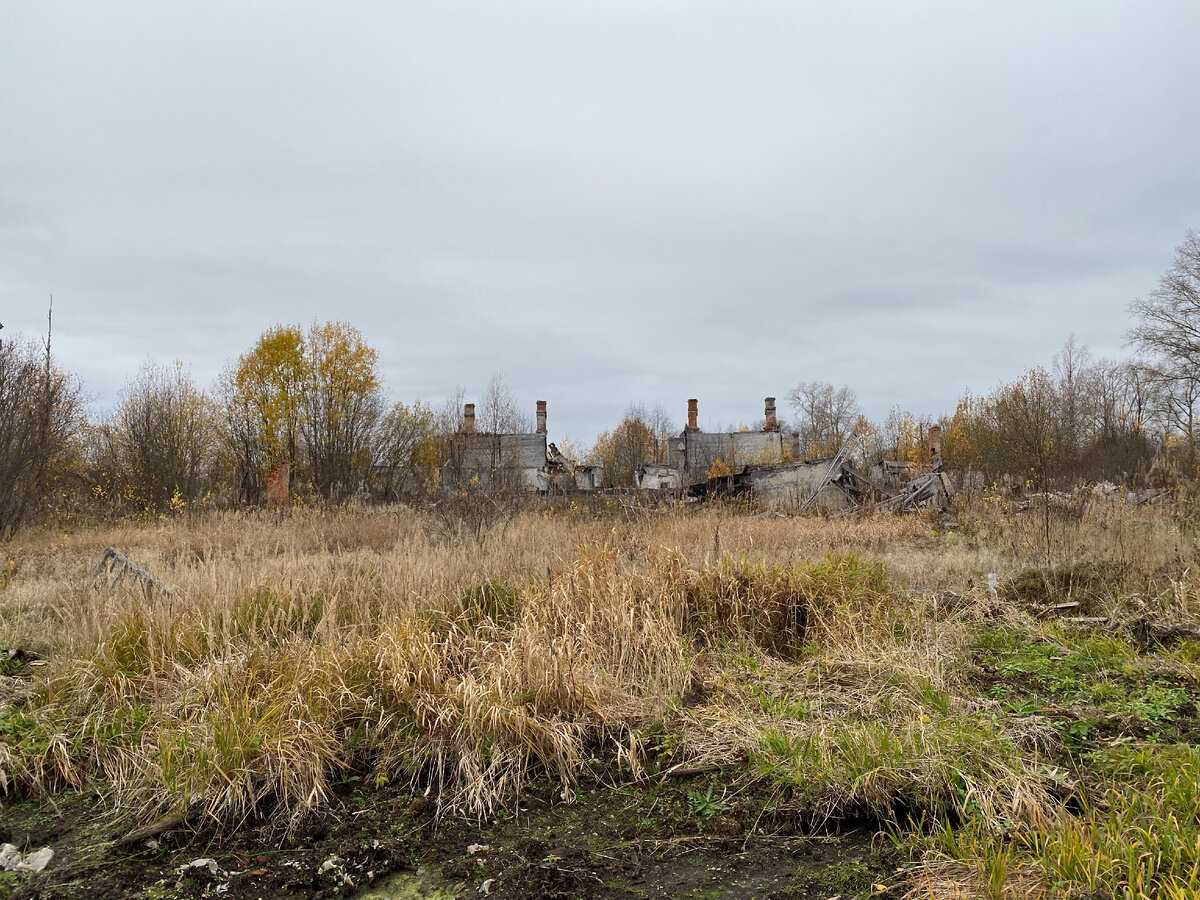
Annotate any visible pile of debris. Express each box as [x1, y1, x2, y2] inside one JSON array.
[[637, 397, 951, 514], [700, 446, 950, 513], [877, 470, 951, 512]]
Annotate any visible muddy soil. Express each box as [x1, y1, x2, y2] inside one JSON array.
[[1, 774, 897, 899]]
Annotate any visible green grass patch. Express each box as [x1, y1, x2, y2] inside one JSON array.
[[0, 705, 58, 760], [751, 685, 810, 720], [927, 742, 1200, 897], [1166, 638, 1200, 666], [686, 784, 731, 822], [976, 626, 1194, 744], [0, 872, 24, 900], [751, 713, 1049, 826], [803, 859, 876, 896]]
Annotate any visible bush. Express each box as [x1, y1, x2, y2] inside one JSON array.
[[0, 338, 82, 537]]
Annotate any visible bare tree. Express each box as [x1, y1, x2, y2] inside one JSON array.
[[999, 368, 1060, 486], [217, 363, 266, 503], [1128, 232, 1200, 467], [877, 406, 936, 465], [478, 373, 528, 434], [433, 386, 468, 488], [434, 387, 466, 433], [1053, 334, 1092, 460], [1125, 361, 1157, 434], [1152, 368, 1200, 465], [1129, 232, 1200, 376], [469, 374, 531, 490], [97, 361, 219, 510], [787, 381, 860, 457], [0, 325, 83, 537], [629, 402, 676, 464]]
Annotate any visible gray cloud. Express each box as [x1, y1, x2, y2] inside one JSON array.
[[2, 0, 1198, 444]]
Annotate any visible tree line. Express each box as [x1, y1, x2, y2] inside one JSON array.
[[939, 234, 1200, 488], [2, 230, 1199, 534], [574, 232, 1200, 492]]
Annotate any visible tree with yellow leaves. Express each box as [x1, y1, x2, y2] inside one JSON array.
[[222, 322, 382, 503], [881, 408, 936, 466], [300, 321, 382, 501], [221, 325, 309, 503]]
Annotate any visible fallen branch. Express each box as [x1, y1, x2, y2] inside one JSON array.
[[114, 811, 189, 849], [94, 547, 176, 599], [1131, 618, 1200, 649], [660, 758, 736, 779]]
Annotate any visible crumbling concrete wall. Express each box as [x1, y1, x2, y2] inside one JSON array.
[[447, 431, 548, 491], [444, 400, 604, 494], [669, 431, 786, 482], [636, 463, 682, 490], [444, 401, 551, 492], [743, 460, 855, 511], [574, 464, 603, 491], [666, 396, 790, 484]]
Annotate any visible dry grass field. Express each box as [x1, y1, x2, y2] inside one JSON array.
[[4, 495, 1200, 898]]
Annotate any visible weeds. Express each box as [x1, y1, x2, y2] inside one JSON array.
[[978, 626, 1198, 745], [683, 552, 891, 656], [912, 743, 1200, 898], [753, 714, 1057, 829], [686, 784, 730, 821], [458, 578, 521, 627], [2, 502, 1200, 896]]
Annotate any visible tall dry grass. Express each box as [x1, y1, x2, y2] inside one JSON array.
[[1, 497, 1198, 842]]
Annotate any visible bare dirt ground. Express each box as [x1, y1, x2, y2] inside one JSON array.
[[2, 772, 892, 898]]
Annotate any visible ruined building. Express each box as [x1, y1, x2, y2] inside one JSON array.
[[638, 397, 867, 511], [667, 397, 790, 480], [444, 401, 601, 493], [442, 394, 944, 511]]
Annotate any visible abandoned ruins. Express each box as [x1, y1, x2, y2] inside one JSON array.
[[445, 396, 949, 511]]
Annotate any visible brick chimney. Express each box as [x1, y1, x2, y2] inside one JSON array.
[[687, 399, 699, 432], [463, 403, 476, 434], [927, 424, 943, 461], [763, 397, 778, 432], [536, 400, 547, 434]]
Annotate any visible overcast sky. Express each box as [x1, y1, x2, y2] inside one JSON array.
[[2, 1, 1198, 444]]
